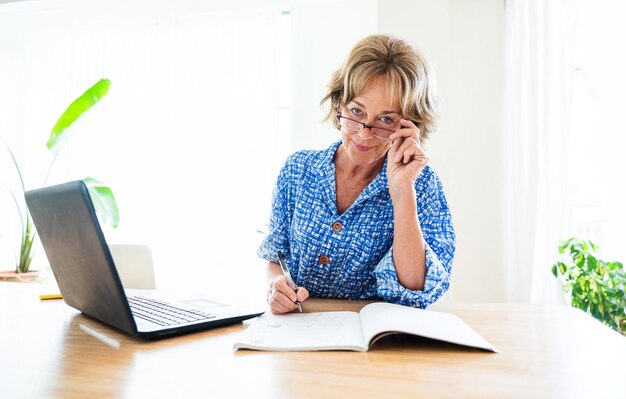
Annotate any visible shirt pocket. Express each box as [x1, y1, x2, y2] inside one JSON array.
[[349, 208, 394, 267]]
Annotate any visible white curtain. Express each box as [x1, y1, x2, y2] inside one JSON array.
[[503, 0, 577, 303], [0, 0, 283, 295], [565, 0, 626, 265]]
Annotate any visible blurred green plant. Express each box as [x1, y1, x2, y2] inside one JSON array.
[[552, 237, 626, 335], [0, 79, 119, 273]]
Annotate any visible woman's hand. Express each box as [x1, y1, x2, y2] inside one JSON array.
[[267, 276, 309, 314], [386, 119, 429, 195]]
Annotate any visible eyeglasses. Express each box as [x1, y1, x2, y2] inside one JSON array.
[[336, 113, 397, 140]]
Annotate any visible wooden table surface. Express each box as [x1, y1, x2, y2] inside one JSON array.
[[1, 282, 624, 398]]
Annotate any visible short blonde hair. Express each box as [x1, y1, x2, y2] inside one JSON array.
[[321, 34, 439, 141]]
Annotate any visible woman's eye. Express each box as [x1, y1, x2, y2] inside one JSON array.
[[350, 108, 363, 116], [380, 116, 396, 125]]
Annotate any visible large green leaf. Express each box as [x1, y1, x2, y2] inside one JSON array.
[[47, 79, 111, 155], [83, 177, 119, 228]]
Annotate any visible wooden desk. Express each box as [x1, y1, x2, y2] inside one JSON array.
[[1, 282, 624, 399]]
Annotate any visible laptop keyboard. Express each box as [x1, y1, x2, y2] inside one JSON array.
[[128, 296, 217, 326]]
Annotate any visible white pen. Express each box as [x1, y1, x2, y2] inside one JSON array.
[[277, 250, 302, 313]]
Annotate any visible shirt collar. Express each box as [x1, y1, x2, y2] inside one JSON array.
[[313, 140, 342, 172]]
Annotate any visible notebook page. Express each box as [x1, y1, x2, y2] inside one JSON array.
[[359, 303, 497, 352], [233, 311, 366, 351]]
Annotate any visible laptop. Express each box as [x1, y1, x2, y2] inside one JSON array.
[[25, 180, 264, 339]]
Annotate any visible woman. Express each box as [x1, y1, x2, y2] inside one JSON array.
[[259, 34, 455, 314]]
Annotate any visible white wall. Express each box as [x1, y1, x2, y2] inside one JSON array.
[[290, 0, 378, 151], [291, 0, 506, 302]]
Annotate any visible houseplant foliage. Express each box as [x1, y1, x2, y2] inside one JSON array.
[[552, 237, 626, 335], [0, 78, 119, 274]]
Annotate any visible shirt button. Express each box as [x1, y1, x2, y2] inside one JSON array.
[[319, 255, 330, 265], [332, 221, 343, 232]]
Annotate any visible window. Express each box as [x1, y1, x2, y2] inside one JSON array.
[[0, 0, 286, 295], [565, 0, 626, 262]]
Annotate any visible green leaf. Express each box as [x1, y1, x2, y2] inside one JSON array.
[[607, 261, 623, 271], [83, 177, 119, 228], [558, 262, 567, 276], [551, 264, 558, 277], [47, 79, 111, 155], [573, 240, 585, 252], [587, 255, 598, 271], [562, 237, 575, 248]]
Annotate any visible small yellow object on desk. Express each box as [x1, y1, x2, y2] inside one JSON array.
[[39, 293, 63, 300]]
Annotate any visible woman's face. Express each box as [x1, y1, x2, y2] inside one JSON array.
[[339, 75, 402, 168]]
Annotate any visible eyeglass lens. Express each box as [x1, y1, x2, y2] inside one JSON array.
[[339, 117, 395, 139]]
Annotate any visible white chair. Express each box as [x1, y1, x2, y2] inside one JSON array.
[[108, 244, 156, 290]]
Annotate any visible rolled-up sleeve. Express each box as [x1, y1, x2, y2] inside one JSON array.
[[372, 170, 456, 308]]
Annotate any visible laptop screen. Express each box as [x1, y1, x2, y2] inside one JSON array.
[[25, 180, 137, 334]]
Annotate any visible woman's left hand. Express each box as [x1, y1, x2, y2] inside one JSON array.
[[386, 119, 429, 192]]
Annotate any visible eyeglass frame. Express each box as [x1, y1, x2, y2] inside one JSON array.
[[336, 112, 397, 140]]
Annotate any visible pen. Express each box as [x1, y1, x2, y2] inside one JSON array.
[[39, 293, 63, 300], [277, 250, 302, 313]]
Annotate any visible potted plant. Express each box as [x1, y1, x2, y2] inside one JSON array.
[[0, 78, 119, 282], [552, 237, 626, 335]]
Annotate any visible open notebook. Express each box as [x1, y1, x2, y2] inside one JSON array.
[[234, 302, 497, 352]]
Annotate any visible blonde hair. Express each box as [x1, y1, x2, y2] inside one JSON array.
[[321, 34, 439, 141]]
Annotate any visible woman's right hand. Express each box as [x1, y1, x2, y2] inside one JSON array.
[[267, 276, 309, 314]]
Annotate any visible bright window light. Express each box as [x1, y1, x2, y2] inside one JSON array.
[[0, 0, 287, 296], [565, 0, 626, 262]]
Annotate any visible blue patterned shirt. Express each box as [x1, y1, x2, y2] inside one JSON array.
[[258, 140, 456, 308]]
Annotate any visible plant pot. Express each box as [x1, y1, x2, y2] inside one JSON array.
[[0, 269, 42, 283]]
